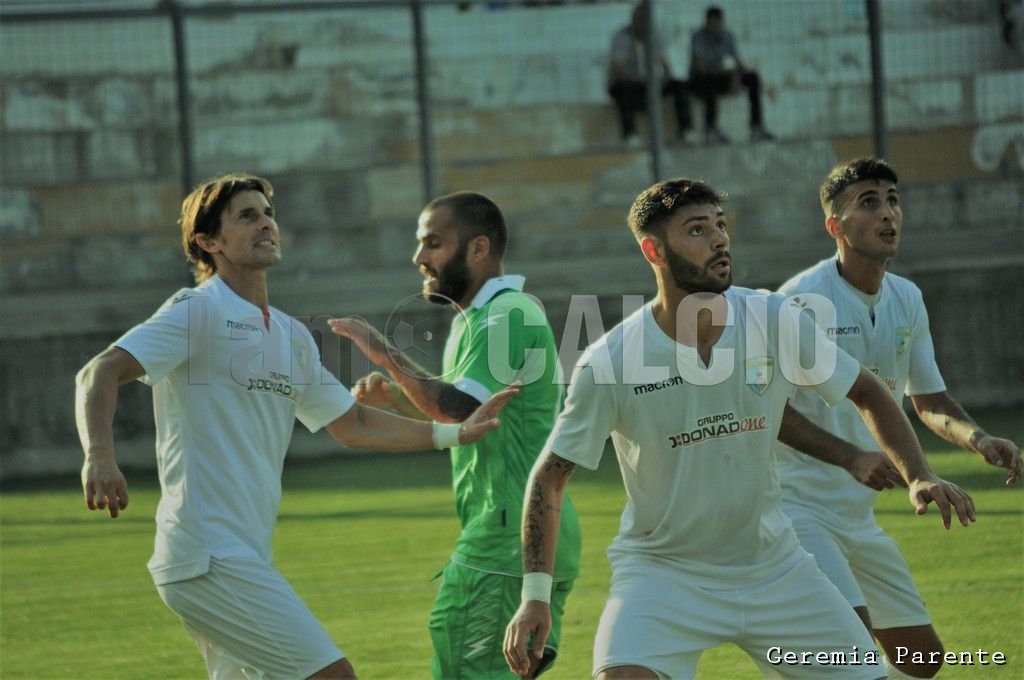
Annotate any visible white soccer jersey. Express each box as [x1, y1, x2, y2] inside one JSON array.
[[774, 258, 946, 523], [546, 286, 861, 583], [115, 276, 355, 585]]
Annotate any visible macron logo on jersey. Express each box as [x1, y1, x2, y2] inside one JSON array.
[[226, 319, 262, 333], [826, 326, 861, 337], [633, 375, 686, 396]]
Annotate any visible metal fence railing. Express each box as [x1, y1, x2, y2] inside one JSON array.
[[1, 0, 1021, 467], [1, 0, 959, 197]]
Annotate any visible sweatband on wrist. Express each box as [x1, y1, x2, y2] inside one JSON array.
[[431, 422, 461, 450], [521, 572, 553, 604]]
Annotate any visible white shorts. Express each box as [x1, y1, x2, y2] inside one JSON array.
[[156, 557, 344, 680], [787, 509, 931, 630], [593, 552, 882, 680]]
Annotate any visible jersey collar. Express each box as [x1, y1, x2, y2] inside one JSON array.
[[467, 274, 526, 310]]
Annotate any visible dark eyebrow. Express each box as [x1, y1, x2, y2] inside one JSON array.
[[854, 188, 885, 201], [681, 208, 725, 224]]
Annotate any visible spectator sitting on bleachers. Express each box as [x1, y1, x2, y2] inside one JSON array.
[[688, 5, 774, 144], [1000, 0, 1024, 61], [607, 2, 693, 147]]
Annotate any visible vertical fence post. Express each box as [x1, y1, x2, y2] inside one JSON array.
[[642, 0, 665, 180], [866, 0, 889, 159], [167, 0, 195, 193], [411, 0, 437, 203]]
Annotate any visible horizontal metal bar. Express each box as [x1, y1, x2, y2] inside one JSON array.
[[0, 0, 606, 24]]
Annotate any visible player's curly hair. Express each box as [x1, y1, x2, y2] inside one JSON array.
[[180, 173, 274, 283], [819, 158, 898, 217], [627, 178, 727, 241]]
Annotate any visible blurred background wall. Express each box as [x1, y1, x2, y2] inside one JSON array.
[[1, 0, 1022, 480]]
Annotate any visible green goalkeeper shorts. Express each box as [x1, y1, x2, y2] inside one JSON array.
[[429, 561, 574, 680]]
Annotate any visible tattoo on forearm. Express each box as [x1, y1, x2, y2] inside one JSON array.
[[522, 455, 576, 572]]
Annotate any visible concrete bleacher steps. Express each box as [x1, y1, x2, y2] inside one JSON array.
[[3, 131, 1019, 321], [1, 0, 1022, 477]]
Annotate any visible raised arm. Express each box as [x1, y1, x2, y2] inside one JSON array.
[[845, 367, 975, 528], [503, 452, 576, 677], [778, 402, 905, 490], [911, 391, 1021, 485], [324, 383, 517, 452], [329, 316, 481, 423], [75, 347, 145, 518]]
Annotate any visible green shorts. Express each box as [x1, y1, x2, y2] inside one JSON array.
[[429, 561, 574, 680]]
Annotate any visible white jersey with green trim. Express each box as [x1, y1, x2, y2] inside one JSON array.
[[774, 258, 946, 523], [545, 286, 861, 584]]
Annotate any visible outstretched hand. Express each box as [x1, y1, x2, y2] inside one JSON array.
[[974, 435, 1021, 486], [847, 450, 907, 490], [458, 383, 520, 445], [907, 476, 976, 529], [328, 317, 391, 367]]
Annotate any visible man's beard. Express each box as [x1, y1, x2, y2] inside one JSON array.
[[665, 246, 732, 294], [425, 239, 472, 305]]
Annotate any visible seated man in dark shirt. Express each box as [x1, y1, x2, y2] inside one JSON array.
[[689, 5, 774, 144], [607, 2, 693, 147]]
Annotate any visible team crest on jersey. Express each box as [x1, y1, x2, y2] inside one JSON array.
[[895, 327, 911, 359], [745, 356, 774, 395]]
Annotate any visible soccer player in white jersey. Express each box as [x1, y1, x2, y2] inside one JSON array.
[[75, 173, 517, 680], [502, 177, 976, 680], [773, 157, 1021, 679]]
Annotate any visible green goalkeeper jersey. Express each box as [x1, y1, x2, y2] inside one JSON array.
[[442, 276, 581, 580]]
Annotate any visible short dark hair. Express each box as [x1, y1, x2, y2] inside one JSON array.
[[425, 191, 508, 259], [627, 178, 726, 241], [180, 173, 273, 283], [820, 157, 898, 216], [706, 6, 723, 20]]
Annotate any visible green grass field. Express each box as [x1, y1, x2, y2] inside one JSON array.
[[2, 410, 1021, 679]]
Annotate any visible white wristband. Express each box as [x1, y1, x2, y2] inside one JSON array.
[[431, 422, 461, 450], [521, 572, 553, 604]]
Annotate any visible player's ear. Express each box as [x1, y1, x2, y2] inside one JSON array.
[[824, 215, 842, 239], [640, 235, 665, 266], [468, 234, 490, 262], [194, 233, 220, 254]]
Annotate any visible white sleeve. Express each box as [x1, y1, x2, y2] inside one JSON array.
[[543, 361, 615, 471], [293, 323, 355, 433], [113, 289, 196, 386], [905, 304, 947, 396], [778, 298, 859, 407]]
